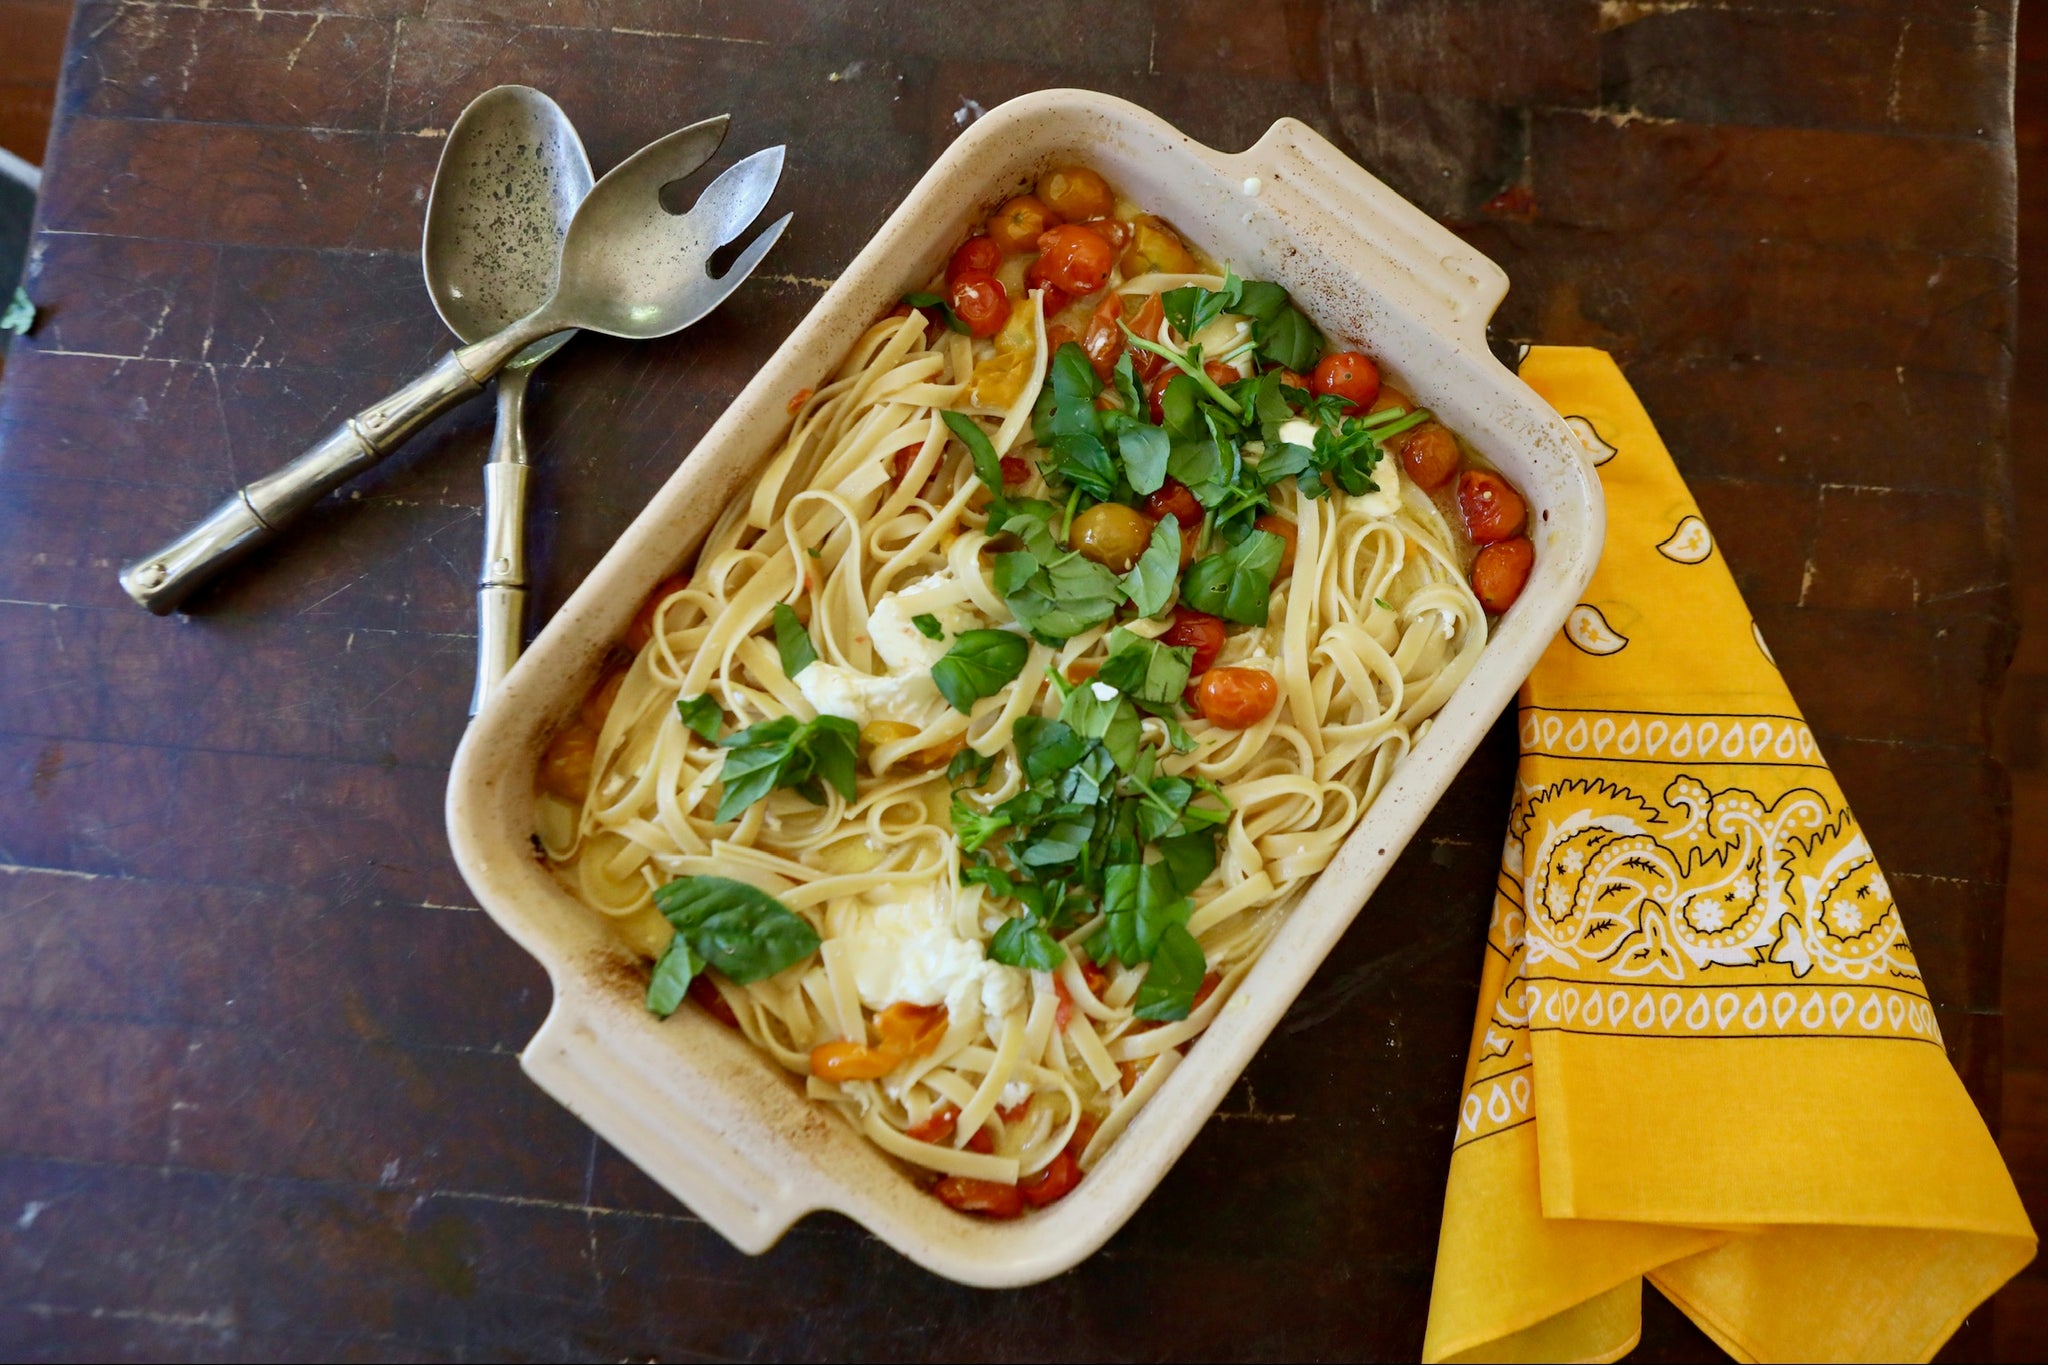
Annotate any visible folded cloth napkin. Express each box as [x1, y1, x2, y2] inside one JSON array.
[[1421, 347, 2035, 1363]]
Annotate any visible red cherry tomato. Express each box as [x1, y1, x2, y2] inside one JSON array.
[[1311, 351, 1382, 413], [1203, 359, 1241, 388], [1128, 294, 1167, 381], [1457, 469, 1527, 543], [1274, 368, 1310, 393], [1191, 972, 1224, 1012], [932, 1175, 1024, 1219], [1146, 369, 1178, 424], [1253, 513, 1298, 578], [946, 235, 1002, 285], [1141, 477, 1203, 528], [1471, 536, 1534, 614], [1023, 256, 1073, 317], [687, 973, 739, 1029], [999, 455, 1030, 486], [1162, 606, 1228, 676], [1082, 293, 1124, 380], [948, 270, 1011, 339], [1083, 217, 1132, 251], [906, 1105, 961, 1144], [987, 195, 1059, 253], [1399, 422, 1460, 492], [965, 1126, 995, 1155], [1019, 1149, 1082, 1209], [1032, 224, 1115, 294], [1194, 666, 1279, 729]]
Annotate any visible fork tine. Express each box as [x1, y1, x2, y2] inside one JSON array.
[[684, 146, 787, 248], [713, 210, 791, 284], [593, 113, 730, 201]]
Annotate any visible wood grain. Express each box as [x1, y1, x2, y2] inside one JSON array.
[[0, 1, 2025, 1359]]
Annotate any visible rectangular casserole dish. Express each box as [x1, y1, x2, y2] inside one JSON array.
[[446, 88, 1603, 1288]]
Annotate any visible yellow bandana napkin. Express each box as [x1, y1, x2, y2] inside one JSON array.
[[1421, 347, 2035, 1363]]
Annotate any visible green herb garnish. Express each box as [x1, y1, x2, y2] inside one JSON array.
[[940, 409, 1005, 493], [1118, 514, 1182, 618], [1181, 527, 1286, 625], [646, 875, 822, 1015], [931, 628, 1030, 714], [911, 612, 945, 641], [901, 290, 972, 335], [675, 693, 723, 741], [772, 602, 817, 677], [714, 714, 859, 822]]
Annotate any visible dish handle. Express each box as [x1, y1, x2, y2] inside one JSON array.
[[522, 989, 810, 1252], [1228, 117, 1510, 361]]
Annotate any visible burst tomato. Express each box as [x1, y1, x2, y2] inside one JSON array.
[[1141, 477, 1202, 528], [1471, 536, 1534, 614], [1033, 224, 1115, 294], [1399, 421, 1460, 491], [933, 1176, 1024, 1219], [905, 1105, 961, 1144], [688, 973, 740, 1029], [1457, 469, 1527, 543], [947, 270, 1010, 339], [1311, 351, 1382, 413], [1161, 606, 1227, 676], [999, 455, 1030, 486], [1019, 1149, 1082, 1208], [946, 234, 1002, 285], [1037, 166, 1114, 221], [1253, 513, 1298, 578], [1082, 293, 1124, 380], [1194, 666, 1279, 729], [987, 195, 1059, 253], [1129, 294, 1168, 380]]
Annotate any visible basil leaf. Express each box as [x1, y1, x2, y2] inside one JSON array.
[[1098, 627, 1193, 706], [1133, 922, 1206, 1021], [1256, 306, 1324, 373], [1103, 861, 1190, 964], [1119, 514, 1182, 618], [1166, 438, 1229, 507], [1118, 423, 1171, 496], [1181, 528, 1285, 625], [675, 694, 723, 742], [772, 603, 817, 676], [912, 613, 944, 641], [646, 932, 706, 1017], [1043, 431, 1119, 502], [1048, 342, 1102, 441], [989, 914, 1065, 971], [1057, 744, 1117, 807], [903, 291, 972, 335], [1160, 372, 1203, 438], [940, 409, 1005, 493], [1017, 814, 1095, 869], [715, 714, 860, 821], [1156, 829, 1219, 896], [931, 628, 1030, 714], [653, 875, 822, 986], [1111, 350, 1145, 417], [1256, 441, 1315, 485], [947, 744, 997, 786], [1060, 681, 1141, 773], [1014, 716, 1090, 782], [1233, 279, 1291, 324]]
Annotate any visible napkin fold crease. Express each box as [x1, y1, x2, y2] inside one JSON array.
[[1422, 347, 2034, 1364]]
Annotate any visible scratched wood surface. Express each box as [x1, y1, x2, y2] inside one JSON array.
[[0, 1, 2022, 1359]]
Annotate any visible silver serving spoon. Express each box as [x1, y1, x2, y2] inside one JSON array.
[[120, 114, 790, 616], [422, 86, 593, 715]]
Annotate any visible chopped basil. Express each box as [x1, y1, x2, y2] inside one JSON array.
[[1254, 306, 1324, 374], [988, 914, 1065, 970], [771, 602, 817, 676], [1181, 528, 1285, 625], [1097, 627, 1193, 707], [675, 693, 723, 741], [1118, 515, 1182, 618], [1103, 861, 1190, 966], [714, 714, 859, 822], [987, 498, 1122, 642], [931, 628, 1030, 714], [911, 612, 945, 641], [1118, 424, 1171, 496], [1133, 922, 1207, 1021], [646, 875, 822, 1016], [940, 409, 1005, 493], [1059, 678, 1141, 773]]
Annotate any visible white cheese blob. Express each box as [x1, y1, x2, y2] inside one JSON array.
[[794, 571, 989, 727], [827, 884, 1027, 1021], [1276, 418, 1403, 518], [999, 1080, 1034, 1110]]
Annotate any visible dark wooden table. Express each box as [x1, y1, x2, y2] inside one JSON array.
[[0, 2, 2022, 1359]]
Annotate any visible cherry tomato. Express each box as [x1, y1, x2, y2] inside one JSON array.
[[1369, 383, 1414, 416], [1141, 477, 1203, 528], [580, 667, 626, 732], [1471, 536, 1534, 614], [1458, 469, 1527, 543], [1082, 294, 1124, 380], [1399, 421, 1460, 492], [1079, 960, 1110, 999], [1037, 166, 1114, 222], [906, 1105, 960, 1144], [1146, 369, 1180, 424], [785, 386, 813, 416], [1053, 974, 1074, 1033], [999, 455, 1030, 486], [889, 440, 925, 491], [933, 1176, 1024, 1219], [965, 1125, 996, 1154], [1069, 502, 1156, 573], [1044, 321, 1080, 354], [1161, 606, 1227, 676], [1033, 224, 1115, 295], [626, 574, 691, 651], [1083, 217, 1131, 251], [1019, 1149, 1082, 1208], [1312, 351, 1381, 413], [904, 733, 966, 772], [946, 234, 1002, 284], [1127, 294, 1167, 379], [1253, 513, 1298, 578], [687, 973, 739, 1029], [1064, 660, 1101, 684], [948, 270, 1010, 339], [998, 1096, 1032, 1125], [988, 195, 1059, 253], [1194, 666, 1279, 729], [1274, 368, 1310, 394], [1121, 215, 1196, 276], [1203, 359, 1241, 387], [1023, 256, 1073, 317], [809, 1040, 898, 1081], [873, 1002, 948, 1059], [540, 723, 597, 801], [1191, 972, 1224, 1012]]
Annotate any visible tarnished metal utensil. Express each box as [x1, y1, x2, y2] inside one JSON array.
[[120, 113, 790, 616], [421, 86, 593, 715]]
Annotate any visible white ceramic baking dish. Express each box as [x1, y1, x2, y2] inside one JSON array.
[[446, 88, 1603, 1288]]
